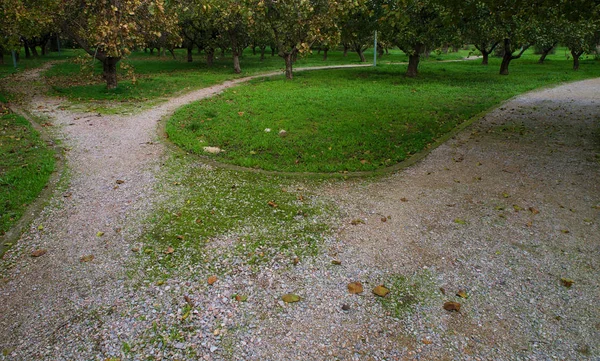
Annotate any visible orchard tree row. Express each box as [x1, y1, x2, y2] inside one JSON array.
[[1, 0, 598, 89]]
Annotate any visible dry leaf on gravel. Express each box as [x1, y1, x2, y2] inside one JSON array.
[[282, 294, 301, 303], [267, 201, 278, 208], [207, 275, 217, 285], [96, 231, 104, 237], [443, 301, 461, 312], [235, 294, 248, 302], [348, 282, 364, 294], [350, 219, 365, 225], [164, 246, 175, 254], [529, 207, 540, 215], [372, 285, 390, 297], [116, 180, 125, 184], [331, 259, 342, 265], [30, 249, 47, 257], [456, 290, 468, 299], [80, 255, 94, 263], [560, 278, 574, 288]]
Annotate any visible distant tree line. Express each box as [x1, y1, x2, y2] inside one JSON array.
[[1, 0, 598, 88]]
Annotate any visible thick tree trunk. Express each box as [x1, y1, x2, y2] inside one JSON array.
[[377, 45, 384, 57], [260, 46, 266, 61], [233, 52, 241, 73], [355, 45, 366, 62], [323, 47, 328, 61], [284, 53, 294, 79], [206, 48, 215, 66], [406, 44, 422, 78], [24, 44, 31, 59], [271, 46, 276, 56], [571, 50, 583, 70], [481, 52, 489, 65], [538, 46, 555, 64], [102, 57, 119, 90], [343, 44, 349, 57], [187, 46, 193, 62], [499, 39, 513, 75], [30, 45, 39, 57], [499, 51, 512, 75]]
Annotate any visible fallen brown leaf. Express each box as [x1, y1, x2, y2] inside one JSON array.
[[281, 293, 301, 303], [350, 219, 364, 225], [348, 282, 364, 294], [422, 338, 433, 345], [331, 259, 342, 265], [400, 197, 408, 202], [31, 249, 47, 257], [560, 278, 574, 288], [207, 275, 217, 285], [456, 290, 468, 299], [443, 301, 461, 312], [267, 201, 278, 208], [80, 255, 94, 263], [529, 207, 540, 215], [372, 285, 390, 297], [116, 180, 125, 184], [164, 246, 175, 254]]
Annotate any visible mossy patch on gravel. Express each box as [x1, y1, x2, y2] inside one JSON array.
[[378, 271, 440, 319], [134, 154, 336, 282]]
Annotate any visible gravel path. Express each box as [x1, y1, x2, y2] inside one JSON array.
[[0, 65, 598, 360]]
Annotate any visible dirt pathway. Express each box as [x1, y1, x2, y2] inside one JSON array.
[[0, 63, 598, 360]]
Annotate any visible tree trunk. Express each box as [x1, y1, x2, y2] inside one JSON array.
[[499, 52, 512, 75], [406, 44, 422, 78], [377, 45, 384, 57], [233, 52, 241, 73], [571, 50, 583, 70], [30, 45, 39, 57], [499, 39, 513, 75], [271, 46, 276, 56], [343, 44, 349, 57], [283, 53, 294, 79], [187, 46, 193, 62], [323, 47, 328, 61], [538, 46, 554, 64], [0, 52, 4, 65], [260, 46, 266, 61], [481, 52, 489, 65], [206, 48, 214, 66], [24, 43, 31, 59], [355, 45, 366, 62], [102, 57, 119, 90], [252, 45, 257, 55]]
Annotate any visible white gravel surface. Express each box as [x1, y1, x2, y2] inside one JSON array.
[[0, 65, 598, 361]]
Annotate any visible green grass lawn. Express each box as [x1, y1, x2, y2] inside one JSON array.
[[44, 46, 473, 110], [0, 107, 55, 235], [166, 49, 599, 173], [0, 47, 64, 238]]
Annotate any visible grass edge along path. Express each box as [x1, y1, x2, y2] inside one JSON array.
[[0, 105, 62, 256], [166, 57, 600, 174]]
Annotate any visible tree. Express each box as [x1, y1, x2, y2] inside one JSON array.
[[61, 0, 180, 89], [381, 0, 455, 77], [457, 1, 503, 65], [208, 0, 250, 74], [249, 0, 354, 79], [561, 0, 600, 70], [340, 1, 378, 63]]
